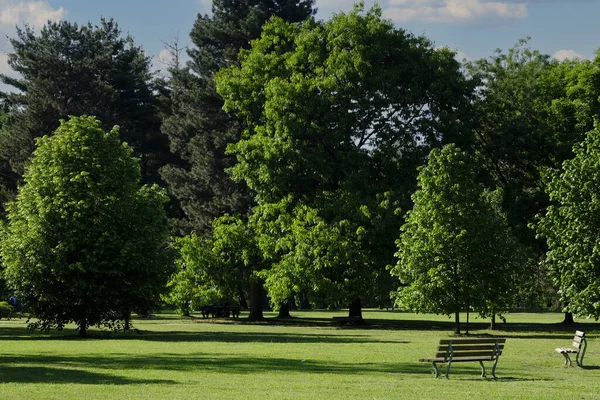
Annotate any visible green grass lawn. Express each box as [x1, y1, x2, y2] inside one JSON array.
[[1, 310, 600, 399]]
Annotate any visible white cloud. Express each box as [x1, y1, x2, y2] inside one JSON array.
[[553, 49, 585, 61], [0, 1, 65, 92], [384, 0, 527, 23], [152, 49, 176, 76], [0, 1, 64, 29]]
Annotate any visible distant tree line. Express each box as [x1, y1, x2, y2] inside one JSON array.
[[1, 1, 600, 335]]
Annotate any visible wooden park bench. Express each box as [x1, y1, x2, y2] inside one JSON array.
[[556, 330, 587, 367], [419, 337, 506, 379]]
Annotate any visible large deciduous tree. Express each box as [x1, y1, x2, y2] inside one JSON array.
[[391, 145, 526, 333], [160, 0, 316, 235], [535, 125, 600, 319], [467, 41, 596, 248], [0, 19, 167, 202], [0, 116, 173, 337], [216, 4, 475, 317], [160, 0, 316, 321], [467, 41, 600, 319]]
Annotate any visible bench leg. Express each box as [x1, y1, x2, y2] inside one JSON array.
[[432, 362, 440, 378], [445, 361, 452, 379], [561, 352, 572, 367], [479, 361, 486, 378], [491, 358, 499, 379], [576, 351, 584, 367]]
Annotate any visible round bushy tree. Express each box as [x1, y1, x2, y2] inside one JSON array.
[[1, 116, 173, 337]]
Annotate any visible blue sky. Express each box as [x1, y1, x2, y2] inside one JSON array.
[[0, 0, 597, 77]]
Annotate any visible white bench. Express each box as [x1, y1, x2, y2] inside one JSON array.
[[556, 330, 587, 367]]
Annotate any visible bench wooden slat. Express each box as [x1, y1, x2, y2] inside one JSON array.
[[437, 344, 505, 352], [420, 355, 495, 363], [436, 351, 499, 358], [439, 338, 506, 345]]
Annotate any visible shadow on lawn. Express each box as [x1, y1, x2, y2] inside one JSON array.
[[0, 353, 426, 377], [0, 365, 175, 385], [0, 325, 407, 344], [134, 330, 408, 344]]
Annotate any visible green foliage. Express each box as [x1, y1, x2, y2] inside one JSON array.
[[392, 145, 527, 332], [162, 234, 222, 315], [0, 19, 167, 203], [160, 0, 315, 235], [163, 215, 261, 315], [216, 4, 474, 312], [535, 124, 600, 318], [0, 301, 12, 318], [0, 116, 174, 335], [467, 40, 598, 249]]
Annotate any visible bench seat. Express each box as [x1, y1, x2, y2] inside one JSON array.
[[556, 331, 586, 367]]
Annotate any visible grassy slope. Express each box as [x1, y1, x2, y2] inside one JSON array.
[[1, 310, 599, 399]]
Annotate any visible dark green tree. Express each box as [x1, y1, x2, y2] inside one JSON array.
[[535, 124, 600, 320], [1, 116, 173, 337], [467, 40, 596, 250], [160, 0, 316, 235], [467, 41, 600, 319], [0, 19, 167, 201], [392, 145, 527, 334], [216, 4, 475, 317]]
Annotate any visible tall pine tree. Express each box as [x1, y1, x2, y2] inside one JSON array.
[[0, 19, 168, 204]]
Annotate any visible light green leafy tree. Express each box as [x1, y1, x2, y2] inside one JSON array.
[[163, 215, 265, 319], [1, 116, 173, 337], [534, 124, 600, 319], [392, 145, 527, 333]]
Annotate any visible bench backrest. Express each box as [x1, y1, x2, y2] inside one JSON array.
[[436, 338, 506, 361], [572, 331, 585, 351]]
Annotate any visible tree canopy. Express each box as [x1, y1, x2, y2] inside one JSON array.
[[1, 116, 173, 336], [216, 4, 475, 316], [392, 145, 527, 333], [160, 0, 316, 235]]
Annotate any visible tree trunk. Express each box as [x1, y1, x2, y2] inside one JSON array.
[[79, 318, 87, 338], [348, 298, 362, 319], [248, 280, 264, 321], [465, 310, 469, 335], [299, 292, 310, 310], [181, 302, 190, 317], [562, 311, 574, 324], [124, 313, 131, 332], [237, 285, 248, 310], [277, 300, 291, 319], [454, 310, 461, 334], [490, 313, 496, 330]]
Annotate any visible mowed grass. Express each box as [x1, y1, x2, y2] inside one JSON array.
[[1, 310, 600, 399]]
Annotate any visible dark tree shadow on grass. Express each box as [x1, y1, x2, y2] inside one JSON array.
[[0, 325, 407, 344], [0, 365, 175, 385], [0, 353, 426, 377]]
